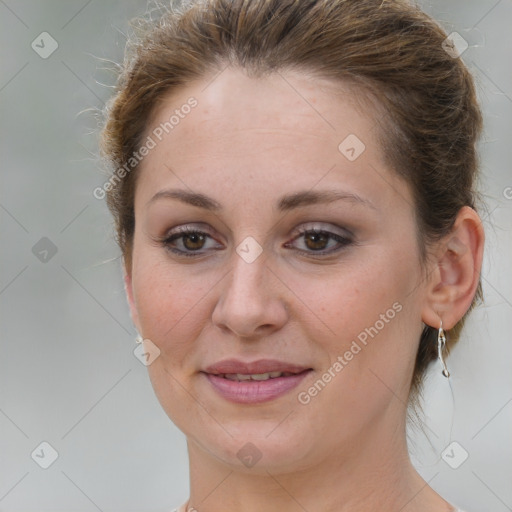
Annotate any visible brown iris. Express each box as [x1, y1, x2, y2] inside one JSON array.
[[182, 232, 206, 251], [304, 231, 329, 251]]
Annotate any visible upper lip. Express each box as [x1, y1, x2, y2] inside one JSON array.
[[203, 359, 312, 375]]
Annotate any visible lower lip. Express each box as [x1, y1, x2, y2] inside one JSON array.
[[202, 370, 312, 404]]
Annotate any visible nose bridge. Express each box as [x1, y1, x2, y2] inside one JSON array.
[[212, 241, 288, 337], [227, 230, 269, 297], [226, 245, 269, 310]]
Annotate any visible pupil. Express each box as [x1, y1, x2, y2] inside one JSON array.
[[306, 232, 328, 250], [184, 233, 205, 250]]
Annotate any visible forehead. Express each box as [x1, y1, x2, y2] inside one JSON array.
[[147, 67, 375, 143], [136, 67, 409, 213]]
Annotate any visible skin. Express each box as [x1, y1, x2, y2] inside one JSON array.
[[124, 67, 484, 512]]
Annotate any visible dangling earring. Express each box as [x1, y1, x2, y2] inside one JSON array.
[[437, 321, 450, 378], [135, 334, 143, 344]]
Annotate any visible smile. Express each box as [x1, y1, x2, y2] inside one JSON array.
[[202, 368, 313, 404]]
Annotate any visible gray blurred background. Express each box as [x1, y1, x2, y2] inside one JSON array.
[[0, 1, 511, 511]]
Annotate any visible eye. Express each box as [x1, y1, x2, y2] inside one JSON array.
[[161, 226, 222, 257], [160, 224, 353, 259], [285, 225, 353, 257]]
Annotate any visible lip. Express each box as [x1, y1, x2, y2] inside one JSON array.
[[201, 359, 313, 404], [203, 358, 311, 375]]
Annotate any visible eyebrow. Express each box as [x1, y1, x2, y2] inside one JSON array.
[[148, 188, 376, 211]]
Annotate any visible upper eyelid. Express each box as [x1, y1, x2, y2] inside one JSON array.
[[163, 224, 216, 239], [290, 223, 353, 238], [165, 221, 351, 238]]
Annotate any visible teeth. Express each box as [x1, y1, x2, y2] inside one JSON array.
[[223, 371, 291, 381]]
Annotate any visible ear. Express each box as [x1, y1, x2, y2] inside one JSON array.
[[124, 262, 142, 334], [422, 206, 485, 330]]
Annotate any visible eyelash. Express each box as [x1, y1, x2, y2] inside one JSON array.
[[160, 225, 353, 259]]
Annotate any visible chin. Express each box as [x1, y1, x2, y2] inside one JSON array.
[[194, 419, 320, 475]]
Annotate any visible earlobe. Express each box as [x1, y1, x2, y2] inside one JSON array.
[[422, 206, 485, 330], [124, 264, 141, 332]]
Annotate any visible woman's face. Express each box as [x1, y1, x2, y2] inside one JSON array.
[[126, 68, 429, 472]]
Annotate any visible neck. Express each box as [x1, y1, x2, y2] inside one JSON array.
[[184, 411, 452, 512]]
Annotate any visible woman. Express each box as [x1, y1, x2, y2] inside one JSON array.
[[100, 0, 485, 510]]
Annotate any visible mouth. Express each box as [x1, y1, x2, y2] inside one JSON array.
[[200, 359, 313, 404], [203, 358, 312, 376], [213, 370, 306, 381]]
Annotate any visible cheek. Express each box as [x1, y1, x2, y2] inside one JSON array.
[[290, 264, 420, 436], [130, 250, 214, 355], [292, 253, 418, 344], [129, 249, 218, 428], [292, 247, 422, 388]]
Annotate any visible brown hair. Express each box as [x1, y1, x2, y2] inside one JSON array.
[[100, 0, 483, 408]]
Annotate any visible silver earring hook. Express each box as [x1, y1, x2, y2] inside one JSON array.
[[437, 320, 450, 378]]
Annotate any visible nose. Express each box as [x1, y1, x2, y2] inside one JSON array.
[[211, 250, 289, 339]]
